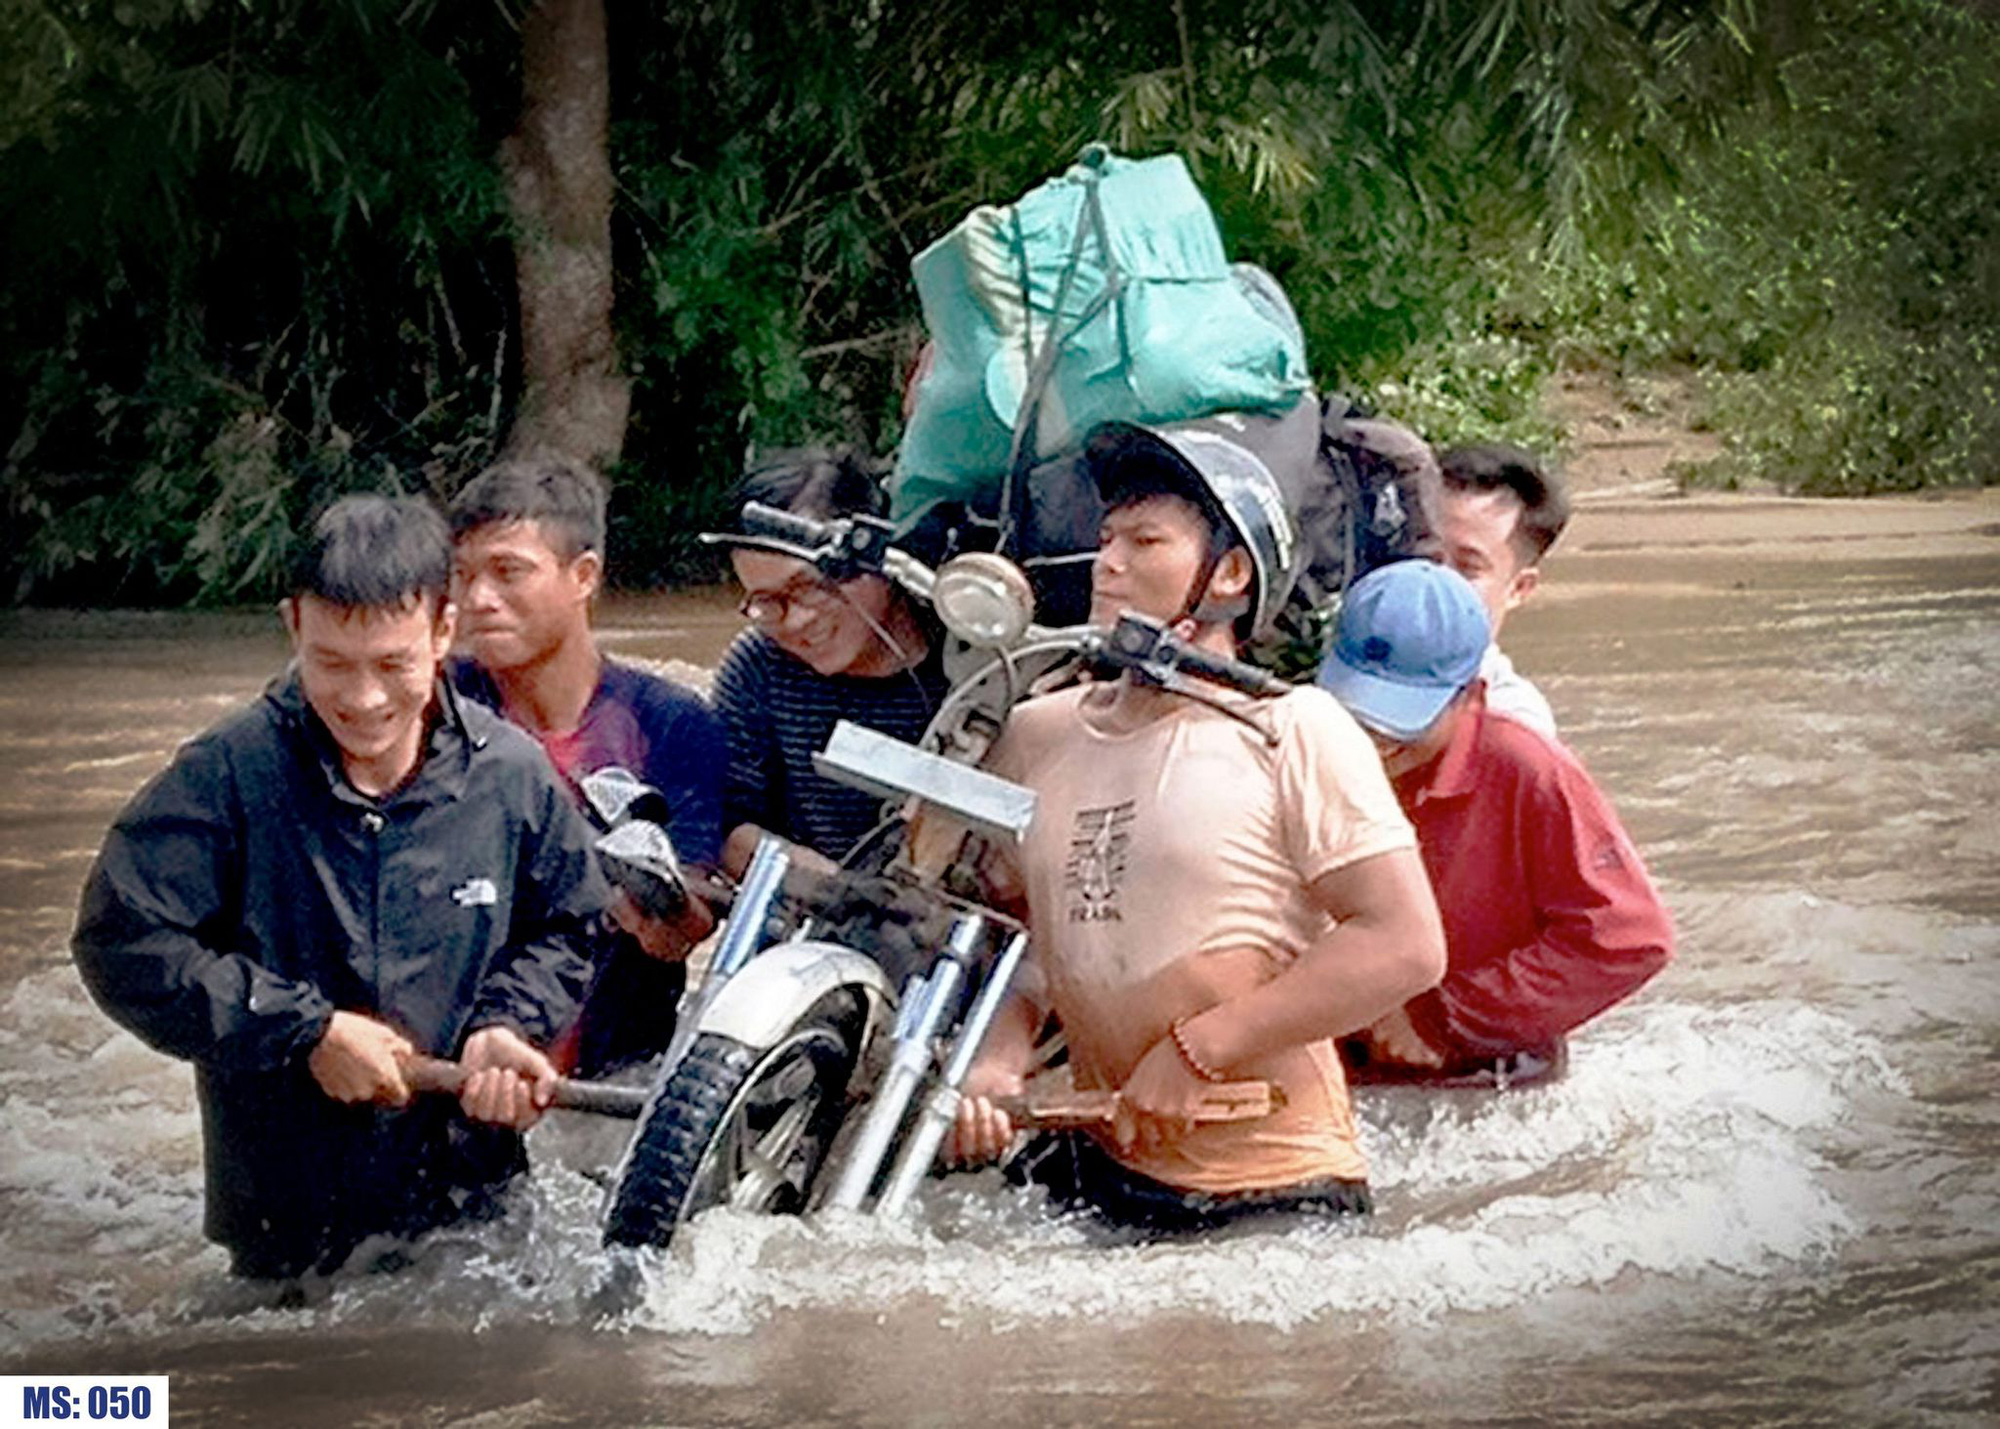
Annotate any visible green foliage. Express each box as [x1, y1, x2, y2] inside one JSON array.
[[1699, 326, 2000, 494], [3, 0, 1995, 603], [1363, 331, 1561, 456], [1702, 2, 2000, 493], [1520, 0, 2000, 492], [0, 0, 512, 603]]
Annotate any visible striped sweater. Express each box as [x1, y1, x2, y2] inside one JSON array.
[[713, 630, 952, 862]]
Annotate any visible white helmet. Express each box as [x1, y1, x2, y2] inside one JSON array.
[[1083, 419, 1301, 639]]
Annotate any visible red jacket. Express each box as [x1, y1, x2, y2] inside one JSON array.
[[1362, 688, 1673, 1076]]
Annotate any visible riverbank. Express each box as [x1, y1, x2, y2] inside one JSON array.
[[1557, 488, 2000, 562]]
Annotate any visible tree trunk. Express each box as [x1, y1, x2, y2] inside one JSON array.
[[500, 0, 628, 467]]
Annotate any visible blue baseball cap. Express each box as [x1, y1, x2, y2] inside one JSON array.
[[1316, 560, 1490, 741]]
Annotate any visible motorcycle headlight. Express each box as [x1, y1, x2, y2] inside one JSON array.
[[933, 553, 1036, 648]]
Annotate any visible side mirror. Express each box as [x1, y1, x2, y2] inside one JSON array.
[[578, 766, 687, 918], [595, 820, 689, 920]]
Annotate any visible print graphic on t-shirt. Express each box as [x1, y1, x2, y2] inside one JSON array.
[[1064, 800, 1135, 923]]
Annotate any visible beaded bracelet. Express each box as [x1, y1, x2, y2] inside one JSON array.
[[1168, 1016, 1227, 1083]]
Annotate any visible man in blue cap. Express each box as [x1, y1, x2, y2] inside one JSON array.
[[1317, 560, 1673, 1084]]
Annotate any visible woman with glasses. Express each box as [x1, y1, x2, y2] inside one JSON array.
[[710, 449, 951, 876]]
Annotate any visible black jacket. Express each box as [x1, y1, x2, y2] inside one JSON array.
[[72, 671, 612, 1277]]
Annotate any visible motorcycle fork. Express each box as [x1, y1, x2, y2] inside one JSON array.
[[818, 913, 986, 1212], [876, 927, 1031, 1214], [652, 834, 794, 1085]]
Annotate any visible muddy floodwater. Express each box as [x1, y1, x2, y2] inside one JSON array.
[[1, 495, 1996, 1426]]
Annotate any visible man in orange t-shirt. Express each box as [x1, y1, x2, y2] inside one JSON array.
[[947, 419, 1446, 1234]]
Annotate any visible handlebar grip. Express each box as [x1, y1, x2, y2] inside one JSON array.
[[1102, 614, 1290, 697], [1170, 643, 1292, 698], [739, 501, 835, 548]]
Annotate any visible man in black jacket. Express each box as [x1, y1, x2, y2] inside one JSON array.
[[72, 496, 613, 1281]]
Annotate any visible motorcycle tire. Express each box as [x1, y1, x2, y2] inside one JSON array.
[[603, 990, 864, 1249]]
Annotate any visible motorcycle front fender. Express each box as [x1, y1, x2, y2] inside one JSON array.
[[693, 940, 896, 1054]]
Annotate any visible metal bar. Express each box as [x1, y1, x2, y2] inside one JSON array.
[[876, 929, 1030, 1214], [818, 916, 984, 1212], [989, 1082, 1283, 1127], [812, 721, 1036, 841], [404, 1055, 647, 1119]]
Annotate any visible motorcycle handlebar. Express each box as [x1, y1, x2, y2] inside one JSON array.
[[1094, 613, 1291, 699], [732, 505, 1285, 700], [738, 500, 837, 550], [735, 501, 931, 599], [1159, 637, 1290, 699]]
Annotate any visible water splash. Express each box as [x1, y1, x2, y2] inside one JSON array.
[[0, 951, 1915, 1350], [610, 998, 1897, 1334]]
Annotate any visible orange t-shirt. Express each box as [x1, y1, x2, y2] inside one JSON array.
[[985, 682, 1415, 1192]]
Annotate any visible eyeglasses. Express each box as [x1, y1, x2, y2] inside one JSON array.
[[737, 576, 849, 629]]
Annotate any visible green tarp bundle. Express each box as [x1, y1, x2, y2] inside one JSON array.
[[889, 146, 1311, 522]]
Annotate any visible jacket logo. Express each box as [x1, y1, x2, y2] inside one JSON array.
[[450, 877, 498, 909]]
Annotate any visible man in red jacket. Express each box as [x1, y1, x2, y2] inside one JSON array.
[[1317, 560, 1673, 1085]]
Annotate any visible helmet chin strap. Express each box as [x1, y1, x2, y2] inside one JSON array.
[[1175, 547, 1249, 634]]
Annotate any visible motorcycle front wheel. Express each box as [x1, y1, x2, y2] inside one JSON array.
[[602, 990, 864, 1249]]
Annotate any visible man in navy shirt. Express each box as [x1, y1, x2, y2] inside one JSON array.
[[449, 457, 725, 1075]]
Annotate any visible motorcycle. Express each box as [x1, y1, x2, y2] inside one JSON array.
[[419, 501, 1291, 1250]]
